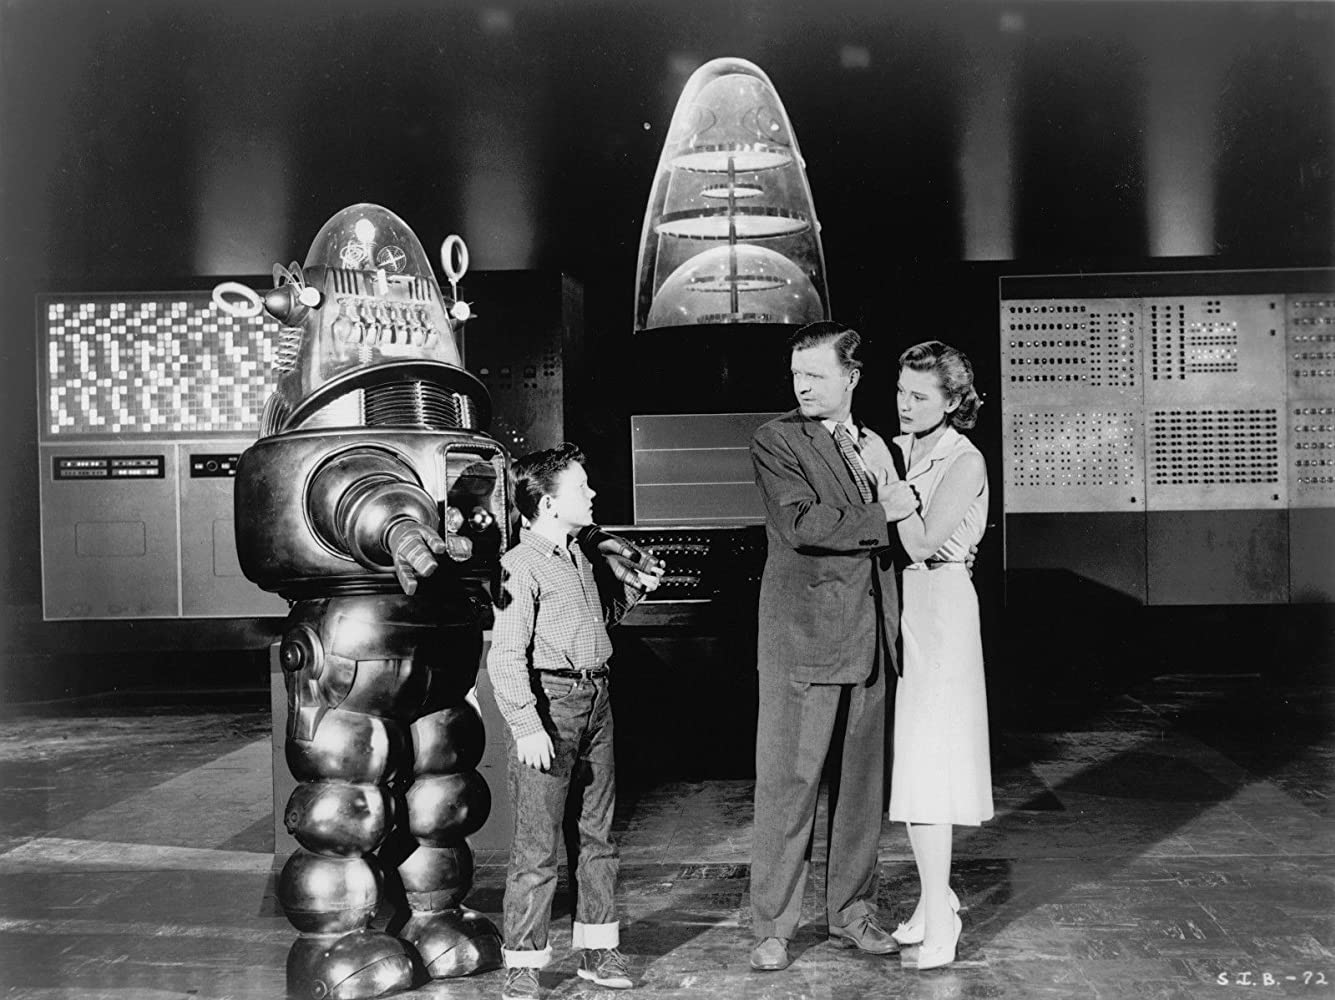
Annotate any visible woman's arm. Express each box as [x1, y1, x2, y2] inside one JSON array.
[[896, 451, 986, 563]]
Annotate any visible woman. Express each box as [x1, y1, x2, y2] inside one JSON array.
[[886, 340, 993, 971]]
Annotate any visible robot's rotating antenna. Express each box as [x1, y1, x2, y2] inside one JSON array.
[[441, 235, 473, 322], [212, 281, 264, 318], [442, 234, 469, 286]]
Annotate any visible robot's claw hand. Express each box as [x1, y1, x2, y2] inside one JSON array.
[[387, 521, 447, 595], [611, 552, 665, 593], [602, 553, 644, 589], [576, 525, 667, 592]]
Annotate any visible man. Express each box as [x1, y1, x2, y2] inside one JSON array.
[[748, 320, 918, 972]]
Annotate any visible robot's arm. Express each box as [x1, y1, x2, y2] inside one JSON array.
[[576, 525, 666, 592], [308, 449, 471, 594], [575, 525, 661, 587], [576, 525, 666, 626]]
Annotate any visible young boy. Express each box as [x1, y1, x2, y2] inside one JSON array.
[[488, 442, 662, 1000]]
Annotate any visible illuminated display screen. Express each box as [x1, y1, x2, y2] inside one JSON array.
[[39, 293, 280, 438]]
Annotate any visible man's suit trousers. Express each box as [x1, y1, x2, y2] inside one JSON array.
[[750, 666, 886, 940]]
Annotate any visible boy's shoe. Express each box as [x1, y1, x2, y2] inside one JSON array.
[[577, 948, 634, 989], [749, 936, 791, 971], [502, 966, 542, 1000]]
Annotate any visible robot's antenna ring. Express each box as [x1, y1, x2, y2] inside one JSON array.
[[442, 234, 469, 285], [211, 281, 264, 318]]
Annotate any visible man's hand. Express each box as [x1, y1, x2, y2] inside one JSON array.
[[879, 479, 919, 522], [516, 731, 554, 771], [635, 566, 664, 592], [964, 542, 979, 576], [387, 521, 448, 595]]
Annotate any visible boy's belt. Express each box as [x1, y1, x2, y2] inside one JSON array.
[[535, 667, 609, 679]]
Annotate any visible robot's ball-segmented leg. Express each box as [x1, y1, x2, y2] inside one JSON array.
[[286, 929, 413, 999], [402, 908, 503, 980], [275, 598, 501, 992], [285, 782, 390, 857], [391, 700, 500, 978]]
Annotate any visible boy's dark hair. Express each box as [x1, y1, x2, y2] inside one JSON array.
[[512, 441, 586, 522], [788, 320, 863, 372]]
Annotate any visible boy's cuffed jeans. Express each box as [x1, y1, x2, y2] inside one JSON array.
[[502, 671, 619, 965]]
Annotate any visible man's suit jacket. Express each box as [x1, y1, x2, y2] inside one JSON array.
[[750, 409, 903, 684]]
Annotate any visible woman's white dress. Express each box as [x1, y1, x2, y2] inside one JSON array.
[[887, 425, 994, 826]]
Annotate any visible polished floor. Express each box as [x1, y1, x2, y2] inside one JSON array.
[[1, 665, 1332, 1000]]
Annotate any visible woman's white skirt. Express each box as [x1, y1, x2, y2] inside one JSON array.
[[887, 564, 994, 826]]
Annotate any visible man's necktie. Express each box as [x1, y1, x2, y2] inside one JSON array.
[[832, 424, 875, 503]]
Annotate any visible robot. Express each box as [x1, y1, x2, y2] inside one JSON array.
[[215, 205, 665, 999], [215, 204, 509, 999]]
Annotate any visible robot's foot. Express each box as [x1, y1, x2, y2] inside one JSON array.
[[402, 908, 503, 979], [287, 929, 414, 999]]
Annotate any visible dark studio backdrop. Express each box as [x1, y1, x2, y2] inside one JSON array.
[[0, 1, 1331, 764]]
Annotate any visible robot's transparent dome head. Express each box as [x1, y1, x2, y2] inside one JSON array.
[[645, 245, 824, 327], [304, 204, 436, 279]]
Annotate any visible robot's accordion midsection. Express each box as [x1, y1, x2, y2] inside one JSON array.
[[361, 381, 479, 431]]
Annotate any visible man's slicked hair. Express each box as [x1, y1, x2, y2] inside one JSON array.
[[511, 441, 586, 522], [788, 320, 863, 372]]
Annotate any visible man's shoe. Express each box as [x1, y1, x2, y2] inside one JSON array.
[[749, 936, 791, 971], [502, 966, 542, 1000], [577, 948, 634, 989], [828, 913, 900, 954]]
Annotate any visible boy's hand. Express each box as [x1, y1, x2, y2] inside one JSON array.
[[516, 731, 554, 771]]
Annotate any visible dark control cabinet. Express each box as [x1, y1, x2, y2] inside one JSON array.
[[605, 524, 767, 606]]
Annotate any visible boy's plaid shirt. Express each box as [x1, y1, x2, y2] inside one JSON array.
[[487, 527, 639, 739]]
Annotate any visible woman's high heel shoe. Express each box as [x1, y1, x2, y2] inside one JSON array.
[[891, 888, 960, 945], [900, 912, 962, 971]]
